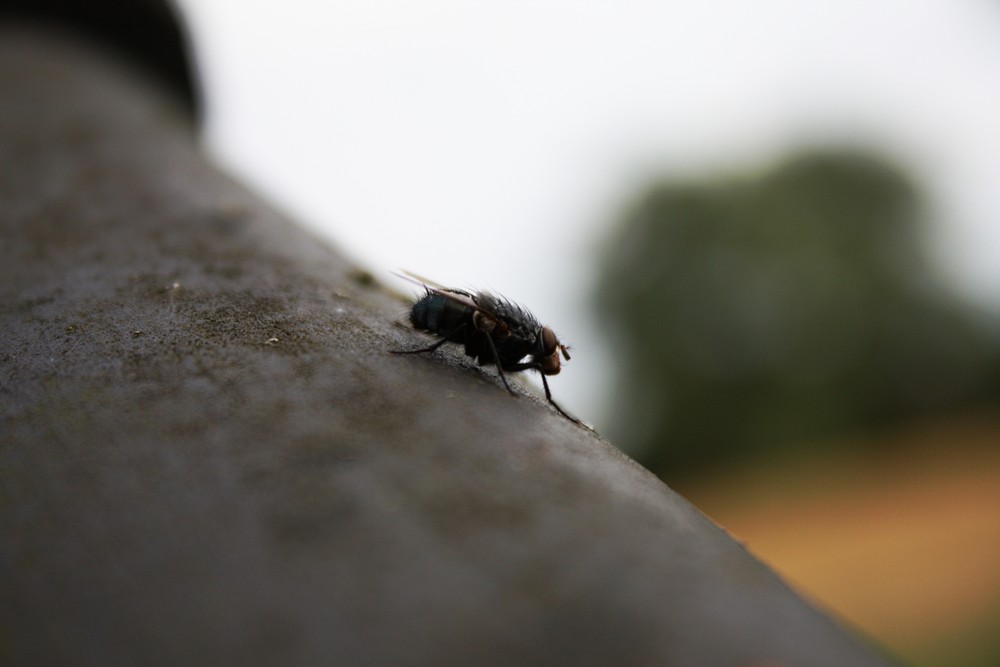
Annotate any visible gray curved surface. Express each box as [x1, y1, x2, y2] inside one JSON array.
[[0, 27, 896, 667]]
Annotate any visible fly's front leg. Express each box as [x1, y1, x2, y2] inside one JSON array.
[[505, 361, 583, 426], [539, 374, 583, 425]]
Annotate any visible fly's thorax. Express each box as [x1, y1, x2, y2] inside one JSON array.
[[480, 293, 541, 341], [472, 309, 510, 341]]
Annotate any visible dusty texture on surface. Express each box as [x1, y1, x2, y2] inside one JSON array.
[[0, 27, 896, 667]]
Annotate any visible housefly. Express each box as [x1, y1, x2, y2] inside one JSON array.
[[391, 271, 583, 426]]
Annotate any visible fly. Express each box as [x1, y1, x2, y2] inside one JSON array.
[[391, 271, 583, 426]]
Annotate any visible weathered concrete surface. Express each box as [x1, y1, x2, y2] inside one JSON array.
[[0, 27, 896, 667]]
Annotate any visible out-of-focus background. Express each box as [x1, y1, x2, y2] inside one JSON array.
[[176, 1, 1000, 664]]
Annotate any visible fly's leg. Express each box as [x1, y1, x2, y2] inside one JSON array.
[[390, 336, 450, 356], [394, 326, 518, 398], [539, 374, 584, 426], [482, 333, 517, 396], [391, 323, 466, 355], [506, 361, 584, 426]]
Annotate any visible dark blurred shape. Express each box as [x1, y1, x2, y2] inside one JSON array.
[[0, 0, 198, 120], [596, 149, 1000, 477]]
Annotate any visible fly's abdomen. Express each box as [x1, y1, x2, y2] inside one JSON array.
[[410, 294, 470, 341]]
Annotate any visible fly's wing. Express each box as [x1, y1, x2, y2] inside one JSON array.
[[392, 270, 481, 312], [395, 269, 451, 291]]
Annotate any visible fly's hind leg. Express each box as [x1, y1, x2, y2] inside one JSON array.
[[390, 336, 451, 356], [391, 323, 466, 356]]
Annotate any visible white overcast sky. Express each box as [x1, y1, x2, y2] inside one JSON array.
[[178, 0, 1000, 429]]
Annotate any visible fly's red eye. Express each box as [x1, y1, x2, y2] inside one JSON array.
[[541, 327, 559, 355]]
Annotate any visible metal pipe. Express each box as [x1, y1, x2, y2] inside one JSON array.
[[0, 16, 896, 667]]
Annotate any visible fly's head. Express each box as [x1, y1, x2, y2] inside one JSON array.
[[538, 326, 570, 376]]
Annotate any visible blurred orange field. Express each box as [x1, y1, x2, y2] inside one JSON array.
[[676, 411, 1000, 667]]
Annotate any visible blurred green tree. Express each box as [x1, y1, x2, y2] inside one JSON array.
[[595, 149, 1000, 477]]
